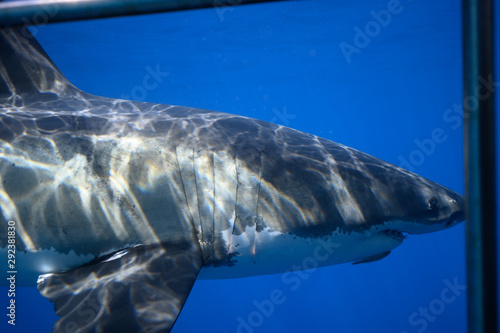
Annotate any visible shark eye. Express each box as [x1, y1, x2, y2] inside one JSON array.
[[428, 197, 439, 210]]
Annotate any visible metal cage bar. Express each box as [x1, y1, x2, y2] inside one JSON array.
[[0, 0, 281, 27], [462, 0, 498, 332]]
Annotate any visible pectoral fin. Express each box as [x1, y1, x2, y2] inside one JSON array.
[[37, 242, 203, 333], [352, 250, 391, 265]]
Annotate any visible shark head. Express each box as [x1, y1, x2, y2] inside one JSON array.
[[242, 132, 465, 240], [382, 174, 465, 235], [199, 128, 466, 274], [336, 151, 466, 236], [358, 165, 465, 235], [315, 137, 465, 237]]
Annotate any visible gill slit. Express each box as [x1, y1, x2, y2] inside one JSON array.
[[174, 145, 197, 246], [192, 148, 206, 257], [254, 151, 264, 263], [210, 149, 215, 265], [230, 152, 239, 252]]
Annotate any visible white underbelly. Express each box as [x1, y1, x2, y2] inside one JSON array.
[[199, 224, 403, 279]]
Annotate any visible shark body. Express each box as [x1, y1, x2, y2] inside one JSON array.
[[0, 27, 464, 332]]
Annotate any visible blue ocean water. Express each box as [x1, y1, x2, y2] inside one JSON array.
[[1, 0, 498, 332]]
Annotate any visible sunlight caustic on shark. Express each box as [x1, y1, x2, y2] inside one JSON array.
[[0, 26, 464, 332]]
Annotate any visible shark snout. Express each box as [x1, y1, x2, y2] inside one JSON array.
[[444, 193, 465, 228]]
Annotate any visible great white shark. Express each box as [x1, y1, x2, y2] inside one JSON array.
[[0, 26, 464, 332]]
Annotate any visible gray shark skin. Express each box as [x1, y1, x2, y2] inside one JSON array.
[[0, 26, 464, 333]]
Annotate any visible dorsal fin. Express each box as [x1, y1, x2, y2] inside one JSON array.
[[0, 26, 79, 101]]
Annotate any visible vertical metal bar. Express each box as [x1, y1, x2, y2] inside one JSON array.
[[462, 0, 497, 332]]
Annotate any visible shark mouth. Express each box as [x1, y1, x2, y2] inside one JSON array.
[[446, 210, 465, 228], [382, 229, 408, 241]]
